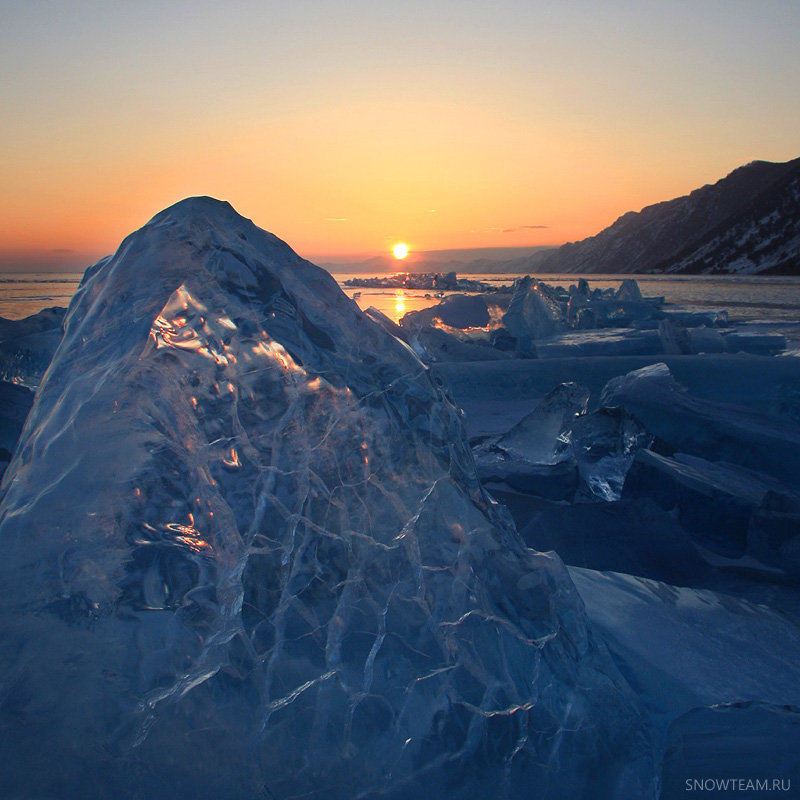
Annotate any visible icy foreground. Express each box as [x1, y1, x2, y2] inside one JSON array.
[[0, 199, 654, 799]]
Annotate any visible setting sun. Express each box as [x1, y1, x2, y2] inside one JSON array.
[[392, 243, 409, 260]]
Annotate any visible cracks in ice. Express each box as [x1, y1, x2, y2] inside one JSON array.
[[263, 669, 338, 714], [107, 274, 641, 784]]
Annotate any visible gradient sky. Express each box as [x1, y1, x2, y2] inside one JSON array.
[[1, 0, 799, 270]]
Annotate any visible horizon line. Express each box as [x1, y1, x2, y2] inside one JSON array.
[[0, 243, 559, 273]]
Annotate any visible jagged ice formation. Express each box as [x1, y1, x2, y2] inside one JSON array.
[[0, 198, 654, 799]]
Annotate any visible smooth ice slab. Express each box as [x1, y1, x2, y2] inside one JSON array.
[[622, 450, 798, 561], [601, 362, 800, 487], [569, 567, 800, 721]]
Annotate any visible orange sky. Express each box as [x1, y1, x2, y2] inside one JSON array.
[[2, 2, 799, 270]]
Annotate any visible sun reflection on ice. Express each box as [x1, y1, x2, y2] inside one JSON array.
[[222, 447, 241, 469], [395, 291, 405, 318]]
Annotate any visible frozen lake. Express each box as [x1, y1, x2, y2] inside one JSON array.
[[0, 272, 85, 319], [3, 270, 800, 325], [337, 272, 800, 326]]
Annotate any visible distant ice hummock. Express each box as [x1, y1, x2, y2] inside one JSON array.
[[0, 198, 654, 799]]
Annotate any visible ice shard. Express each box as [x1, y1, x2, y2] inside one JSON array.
[[496, 381, 590, 464], [502, 275, 565, 344], [474, 383, 650, 503], [571, 407, 653, 502], [0, 198, 655, 799], [400, 293, 493, 329]]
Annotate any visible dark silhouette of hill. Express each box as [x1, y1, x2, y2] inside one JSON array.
[[529, 157, 800, 275]]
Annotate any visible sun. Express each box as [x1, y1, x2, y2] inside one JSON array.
[[392, 243, 409, 260]]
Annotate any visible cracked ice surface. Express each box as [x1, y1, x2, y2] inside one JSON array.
[[0, 198, 654, 799]]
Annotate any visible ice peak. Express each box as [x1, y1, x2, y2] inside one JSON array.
[[60, 195, 360, 381], [130, 194, 301, 277], [146, 195, 247, 229]]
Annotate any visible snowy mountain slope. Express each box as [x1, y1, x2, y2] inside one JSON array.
[[0, 198, 655, 800], [532, 157, 800, 275]]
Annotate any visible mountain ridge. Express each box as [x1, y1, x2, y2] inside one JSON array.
[[529, 157, 800, 275]]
